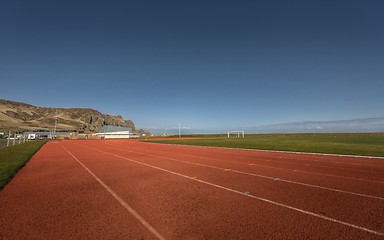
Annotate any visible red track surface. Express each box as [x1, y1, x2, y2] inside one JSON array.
[[1, 140, 384, 239]]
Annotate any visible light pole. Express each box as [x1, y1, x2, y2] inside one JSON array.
[[103, 120, 107, 140], [178, 122, 181, 138], [53, 117, 58, 140]]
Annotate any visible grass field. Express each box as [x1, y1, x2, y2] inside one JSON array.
[[0, 140, 7, 148], [149, 133, 384, 157], [0, 141, 47, 190]]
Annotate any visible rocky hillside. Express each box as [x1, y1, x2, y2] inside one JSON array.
[[0, 99, 135, 133]]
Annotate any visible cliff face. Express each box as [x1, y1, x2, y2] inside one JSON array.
[[0, 99, 135, 133]]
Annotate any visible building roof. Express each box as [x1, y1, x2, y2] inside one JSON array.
[[98, 126, 132, 133], [24, 131, 74, 136]]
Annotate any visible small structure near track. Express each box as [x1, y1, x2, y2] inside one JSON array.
[[227, 130, 245, 138], [96, 126, 133, 139]]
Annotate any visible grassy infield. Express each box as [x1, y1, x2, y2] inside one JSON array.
[[0, 133, 383, 190], [151, 133, 384, 157], [0, 141, 46, 190]]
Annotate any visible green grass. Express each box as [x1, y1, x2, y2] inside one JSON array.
[[148, 133, 384, 157], [0, 141, 47, 190]]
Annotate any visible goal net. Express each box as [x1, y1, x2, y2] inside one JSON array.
[[227, 130, 245, 138]]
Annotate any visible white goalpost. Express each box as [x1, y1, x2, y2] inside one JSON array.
[[227, 130, 245, 138]]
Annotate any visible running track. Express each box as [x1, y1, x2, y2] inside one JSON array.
[[1, 140, 383, 239]]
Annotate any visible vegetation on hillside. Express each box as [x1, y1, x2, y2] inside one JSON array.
[[0, 99, 135, 133]]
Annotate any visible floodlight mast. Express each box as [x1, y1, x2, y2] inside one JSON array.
[[178, 122, 181, 138]]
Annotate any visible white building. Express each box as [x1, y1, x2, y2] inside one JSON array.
[[28, 133, 36, 140], [95, 126, 133, 139]]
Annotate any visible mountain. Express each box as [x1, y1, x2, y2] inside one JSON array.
[[0, 99, 135, 133]]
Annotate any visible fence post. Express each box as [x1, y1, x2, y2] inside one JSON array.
[[7, 130, 11, 147], [13, 132, 16, 146]]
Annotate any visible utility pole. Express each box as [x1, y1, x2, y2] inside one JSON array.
[[53, 117, 58, 140], [178, 122, 181, 138], [102, 120, 107, 140]]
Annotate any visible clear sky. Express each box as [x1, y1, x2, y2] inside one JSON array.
[[1, 0, 383, 131]]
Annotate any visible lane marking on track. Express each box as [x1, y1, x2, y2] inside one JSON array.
[[187, 151, 384, 174], [297, 162, 384, 174], [99, 143, 384, 200], [327, 160, 383, 168], [145, 142, 384, 160], [145, 142, 384, 168], [81, 144, 384, 237], [160, 150, 384, 184], [105, 142, 384, 184], [62, 145, 166, 240], [130, 150, 384, 201]]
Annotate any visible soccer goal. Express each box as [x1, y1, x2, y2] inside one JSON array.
[[227, 130, 245, 138]]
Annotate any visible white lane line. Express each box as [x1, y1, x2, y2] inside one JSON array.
[[102, 144, 384, 201], [116, 144, 384, 185], [298, 162, 384, 174], [62, 146, 166, 240], [331, 161, 383, 168], [100, 142, 384, 201], [82, 145, 384, 237], [107, 141, 384, 183], [145, 142, 384, 169], [293, 169, 384, 184], [185, 149, 384, 174], [146, 142, 384, 160]]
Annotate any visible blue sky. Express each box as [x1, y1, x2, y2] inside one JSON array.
[[1, 0, 383, 131]]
